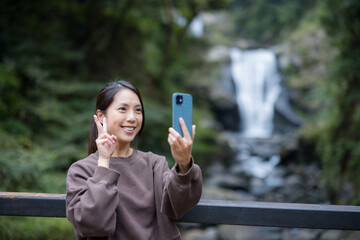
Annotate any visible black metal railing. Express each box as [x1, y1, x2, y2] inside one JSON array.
[[1, 192, 360, 230]]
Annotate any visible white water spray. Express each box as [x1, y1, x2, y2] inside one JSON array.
[[230, 48, 281, 138]]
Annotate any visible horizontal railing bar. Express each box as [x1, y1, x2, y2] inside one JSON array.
[[1, 192, 360, 230], [179, 199, 360, 230], [0, 192, 66, 218]]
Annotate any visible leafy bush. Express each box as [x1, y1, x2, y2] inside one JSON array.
[[0, 217, 75, 240], [316, 0, 360, 204], [231, 0, 314, 44]]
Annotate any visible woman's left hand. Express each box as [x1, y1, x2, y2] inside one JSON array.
[[168, 118, 196, 174]]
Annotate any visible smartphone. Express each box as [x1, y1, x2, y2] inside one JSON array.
[[172, 93, 193, 138]]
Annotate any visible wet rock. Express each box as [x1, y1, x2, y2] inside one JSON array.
[[284, 174, 303, 188], [206, 162, 226, 176], [274, 88, 303, 130], [347, 231, 360, 240], [205, 174, 248, 191], [182, 229, 205, 240], [250, 178, 272, 196], [319, 230, 344, 240], [281, 229, 322, 240], [182, 227, 219, 240], [264, 167, 285, 188], [218, 226, 281, 240], [249, 155, 280, 179], [206, 45, 229, 63], [202, 185, 255, 201], [208, 63, 241, 131]]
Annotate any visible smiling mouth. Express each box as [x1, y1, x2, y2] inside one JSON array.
[[122, 126, 136, 131]]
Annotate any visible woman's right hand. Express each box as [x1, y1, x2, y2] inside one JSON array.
[[94, 115, 117, 168]]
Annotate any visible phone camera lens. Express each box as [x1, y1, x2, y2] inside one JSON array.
[[176, 95, 183, 104]]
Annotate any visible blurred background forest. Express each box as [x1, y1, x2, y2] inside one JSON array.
[[1, 0, 360, 239]]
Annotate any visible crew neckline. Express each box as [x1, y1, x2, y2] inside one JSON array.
[[94, 150, 137, 163]]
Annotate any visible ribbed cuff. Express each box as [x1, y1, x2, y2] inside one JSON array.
[[93, 166, 120, 186], [172, 157, 195, 185]]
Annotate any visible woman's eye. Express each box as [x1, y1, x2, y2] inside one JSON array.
[[136, 108, 142, 113], [118, 107, 126, 111]]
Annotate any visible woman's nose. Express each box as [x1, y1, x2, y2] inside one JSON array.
[[126, 110, 136, 122]]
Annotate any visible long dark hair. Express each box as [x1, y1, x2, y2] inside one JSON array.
[[88, 80, 145, 155]]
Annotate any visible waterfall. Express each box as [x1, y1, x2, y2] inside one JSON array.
[[189, 16, 204, 37], [230, 48, 281, 138]]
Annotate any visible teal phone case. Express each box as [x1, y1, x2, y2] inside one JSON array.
[[172, 93, 193, 138]]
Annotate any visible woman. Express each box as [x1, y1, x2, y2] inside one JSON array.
[[66, 80, 202, 240]]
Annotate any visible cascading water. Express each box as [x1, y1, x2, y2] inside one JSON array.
[[230, 48, 281, 138]]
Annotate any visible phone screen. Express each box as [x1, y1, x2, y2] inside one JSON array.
[[172, 93, 193, 138]]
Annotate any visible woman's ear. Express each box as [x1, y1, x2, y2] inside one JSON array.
[[96, 109, 105, 124]]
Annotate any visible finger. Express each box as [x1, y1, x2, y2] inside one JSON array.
[[96, 138, 114, 146], [94, 115, 103, 134], [97, 131, 116, 142], [97, 133, 116, 144], [192, 125, 196, 141], [167, 134, 174, 146], [103, 117, 107, 133], [179, 118, 191, 140], [105, 133, 116, 144], [169, 127, 180, 137], [168, 132, 178, 145], [111, 135, 117, 142], [169, 127, 183, 144], [168, 129, 185, 150], [168, 133, 180, 151]]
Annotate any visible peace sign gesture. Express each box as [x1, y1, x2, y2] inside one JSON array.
[[93, 115, 117, 168]]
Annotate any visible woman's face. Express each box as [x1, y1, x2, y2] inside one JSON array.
[[101, 88, 143, 144]]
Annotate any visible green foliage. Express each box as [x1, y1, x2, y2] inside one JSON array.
[[315, 0, 360, 204], [0, 217, 75, 240], [0, 148, 42, 191], [0, 63, 20, 117], [231, 0, 314, 44], [138, 98, 172, 156], [279, 5, 333, 120], [0, 0, 227, 237], [228, 0, 360, 204]]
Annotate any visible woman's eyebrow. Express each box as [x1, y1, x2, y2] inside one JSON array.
[[117, 103, 128, 106], [117, 103, 142, 107]]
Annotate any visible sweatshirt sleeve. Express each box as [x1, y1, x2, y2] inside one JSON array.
[[160, 157, 202, 219], [66, 162, 120, 238]]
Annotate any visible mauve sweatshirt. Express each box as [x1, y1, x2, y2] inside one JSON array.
[[66, 150, 202, 240]]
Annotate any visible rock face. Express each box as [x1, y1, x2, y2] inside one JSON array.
[[205, 44, 302, 135], [181, 108, 354, 240], [179, 133, 358, 240], [181, 11, 357, 240], [203, 133, 328, 203], [209, 64, 241, 131], [180, 226, 360, 240]]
